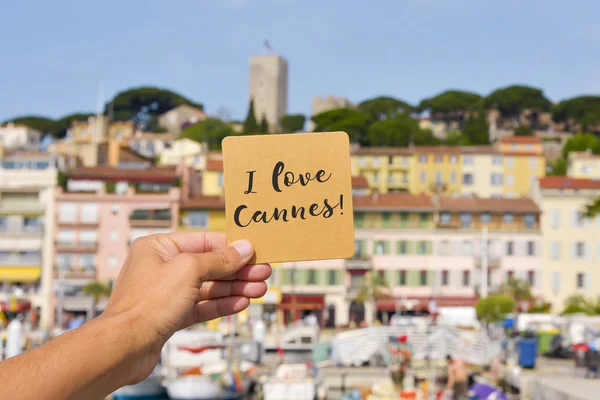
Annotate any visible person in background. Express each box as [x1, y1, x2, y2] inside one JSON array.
[[446, 354, 468, 400], [428, 297, 438, 325], [0, 232, 271, 400]]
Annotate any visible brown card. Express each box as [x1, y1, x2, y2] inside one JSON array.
[[222, 131, 355, 264]]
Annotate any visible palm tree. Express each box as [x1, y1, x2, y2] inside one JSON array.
[[82, 281, 112, 320], [356, 270, 389, 324]]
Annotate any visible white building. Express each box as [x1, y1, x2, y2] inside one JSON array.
[[0, 151, 57, 329], [248, 54, 288, 131], [0, 123, 42, 150]]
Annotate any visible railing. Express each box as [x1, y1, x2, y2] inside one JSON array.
[[129, 209, 172, 227], [0, 255, 42, 266], [55, 267, 95, 279], [346, 254, 371, 269], [0, 225, 43, 234]]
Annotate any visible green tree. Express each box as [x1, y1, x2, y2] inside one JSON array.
[[561, 294, 600, 315], [418, 90, 482, 118], [180, 118, 235, 150], [280, 114, 306, 133], [547, 157, 567, 176], [561, 133, 600, 158], [484, 85, 551, 118], [514, 124, 534, 136], [358, 96, 412, 120], [258, 114, 269, 133], [552, 96, 600, 132], [243, 99, 260, 134], [462, 108, 490, 145], [365, 113, 422, 146], [476, 295, 515, 324], [2, 116, 56, 135], [444, 130, 471, 146], [311, 108, 372, 143], [108, 86, 202, 130], [499, 277, 532, 304], [82, 281, 112, 319], [356, 270, 389, 323]]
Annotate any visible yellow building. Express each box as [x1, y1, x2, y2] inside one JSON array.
[[410, 147, 464, 195], [496, 135, 544, 155], [350, 148, 413, 194], [567, 152, 600, 179], [202, 159, 225, 196]]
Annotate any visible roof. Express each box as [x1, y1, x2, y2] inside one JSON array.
[[69, 166, 177, 182], [353, 193, 435, 211], [353, 147, 412, 156], [539, 176, 600, 190], [181, 195, 225, 210], [351, 176, 369, 189], [206, 159, 223, 171], [439, 197, 539, 213], [569, 151, 600, 160], [499, 136, 542, 144]]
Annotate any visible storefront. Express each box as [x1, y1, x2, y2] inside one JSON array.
[[280, 294, 325, 325]]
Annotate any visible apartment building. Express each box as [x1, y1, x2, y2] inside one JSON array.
[[275, 193, 541, 326], [53, 166, 180, 322], [567, 152, 600, 179], [128, 133, 171, 158], [350, 141, 545, 198], [533, 176, 600, 312], [0, 122, 42, 150], [0, 151, 57, 329], [159, 138, 208, 170]]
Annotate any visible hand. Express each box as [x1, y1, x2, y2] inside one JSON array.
[[103, 232, 271, 385]]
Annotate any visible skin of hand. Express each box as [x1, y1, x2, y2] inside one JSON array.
[[0, 232, 271, 400]]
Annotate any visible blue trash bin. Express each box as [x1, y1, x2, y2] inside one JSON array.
[[518, 338, 538, 368]]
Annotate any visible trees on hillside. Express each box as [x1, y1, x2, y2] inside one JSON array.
[[280, 114, 306, 133], [358, 96, 412, 121], [311, 108, 372, 143], [418, 90, 482, 118], [484, 85, 551, 118], [514, 124, 534, 136], [243, 99, 260, 134], [3, 114, 94, 138], [109, 87, 202, 131], [552, 96, 600, 132], [180, 118, 235, 150], [461, 107, 490, 145]]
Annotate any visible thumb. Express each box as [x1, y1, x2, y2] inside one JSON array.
[[176, 240, 255, 281]]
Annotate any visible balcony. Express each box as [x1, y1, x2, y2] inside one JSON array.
[[129, 209, 172, 228], [0, 225, 43, 236], [357, 162, 381, 171], [54, 267, 95, 279], [388, 163, 410, 171], [475, 255, 502, 269], [0, 254, 42, 266], [54, 241, 98, 253], [0, 203, 44, 216], [345, 254, 371, 269], [57, 219, 99, 228]]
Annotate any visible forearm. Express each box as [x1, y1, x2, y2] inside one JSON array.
[[0, 312, 141, 400]]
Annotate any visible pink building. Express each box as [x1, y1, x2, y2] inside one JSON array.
[[53, 166, 180, 322]]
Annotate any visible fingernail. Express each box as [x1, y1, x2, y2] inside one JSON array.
[[232, 240, 253, 259]]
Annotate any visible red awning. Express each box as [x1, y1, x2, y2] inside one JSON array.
[[0, 299, 32, 313]]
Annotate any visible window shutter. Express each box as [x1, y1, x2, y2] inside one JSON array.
[[586, 272, 592, 290]]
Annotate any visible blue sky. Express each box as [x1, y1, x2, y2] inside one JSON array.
[[1, 0, 599, 122]]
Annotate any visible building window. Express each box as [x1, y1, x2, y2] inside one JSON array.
[[462, 270, 470, 287], [420, 271, 428, 286], [524, 213, 535, 228], [511, 143, 517, 150], [506, 241, 514, 256], [400, 213, 409, 227], [188, 212, 209, 228], [460, 213, 472, 229], [80, 254, 95, 270], [551, 209, 560, 228], [506, 174, 514, 187], [450, 171, 456, 183], [110, 229, 118, 242], [108, 256, 117, 269], [577, 273, 585, 289], [55, 254, 72, 270], [57, 229, 75, 245], [450, 155, 457, 164], [58, 203, 77, 223], [461, 241, 473, 256], [527, 271, 535, 286], [575, 242, 587, 259], [440, 213, 451, 224], [80, 203, 99, 223], [355, 212, 365, 228], [480, 213, 490, 224], [397, 241, 408, 254], [435, 171, 442, 184], [504, 213, 514, 223], [463, 156, 473, 165], [491, 173, 503, 185], [307, 269, 317, 285], [551, 271, 561, 293], [463, 173, 474, 185], [550, 242, 560, 260], [507, 157, 515, 168], [111, 203, 120, 215], [398, 271, 407, 286], [492, 156, 502, 165], [374, 241, 389, 255], [328, 270, 337, 285], [387, 173, 394, 184], [217, 172, 224, 187], [573, 211, 585, 227], [435, 155, 443, 163], [359, 157, 366, 166], [529, 157, 537, 169], [382, 212, 391, 228], [441, 270, 449, 286], [420, 171, 426, 183], [373, 173, 379, 184], [79, 230, 97, 245], [419, 155, 428, 163], [439, 240, 450, 256], [373, 158, 380, 167], [388, 156, 394, 165], [420, 213, 429, 227], [417, 241, 428, 255]]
